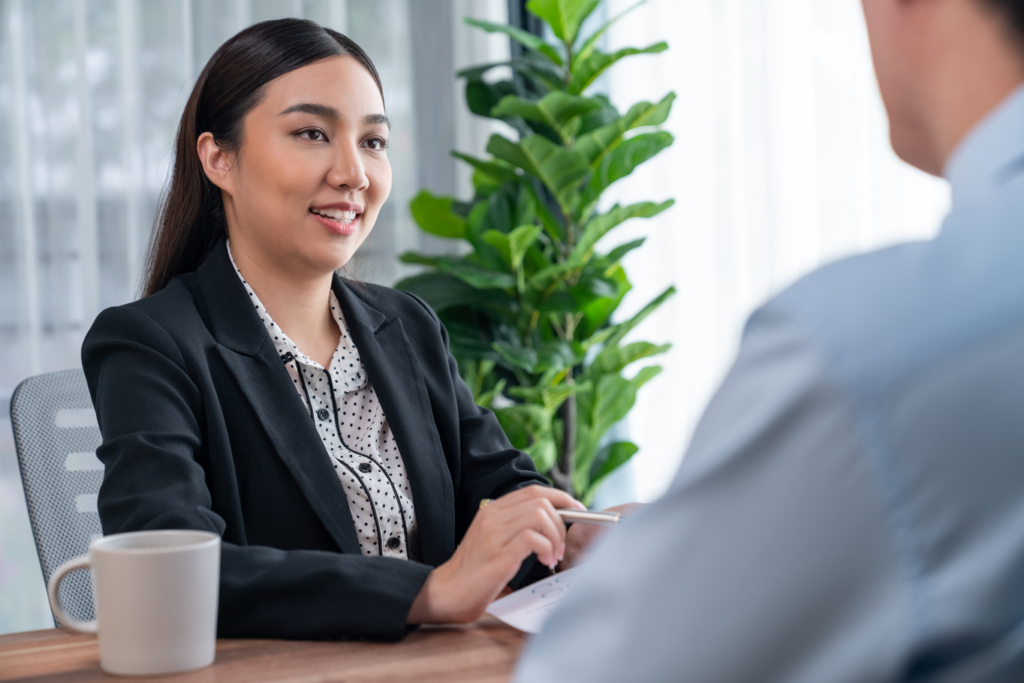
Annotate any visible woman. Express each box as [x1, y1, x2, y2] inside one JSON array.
[[83, 18, 596, 641]]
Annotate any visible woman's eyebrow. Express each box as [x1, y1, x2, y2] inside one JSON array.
[[278, 103, 339, 119], [278, 104, 390, 130], [365, 113, 391, 130]]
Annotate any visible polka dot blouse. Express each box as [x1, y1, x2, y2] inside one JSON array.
[[228, 242, 418, 560]]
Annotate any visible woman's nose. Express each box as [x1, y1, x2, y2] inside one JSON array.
[[327, 142, 369, 190]]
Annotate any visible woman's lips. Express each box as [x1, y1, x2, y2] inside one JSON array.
[[310, 208, 360, 236]]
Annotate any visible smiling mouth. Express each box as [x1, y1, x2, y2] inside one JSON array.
[[310, 207, 360, 224]]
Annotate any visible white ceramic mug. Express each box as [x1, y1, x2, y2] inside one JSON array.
[[47, 529, 221, 676]]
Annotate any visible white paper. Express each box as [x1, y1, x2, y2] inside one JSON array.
[[486, 566, 583, 634]]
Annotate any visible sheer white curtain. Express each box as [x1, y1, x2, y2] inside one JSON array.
[[602, 0, 951, 501], [0, 0, 509, 635]]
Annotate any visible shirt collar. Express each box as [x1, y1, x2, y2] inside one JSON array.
[[944, 82, 1024, 210]]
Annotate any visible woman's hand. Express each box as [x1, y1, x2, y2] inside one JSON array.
[[406, 485, 585, 624], [559, 502, 644, 570]]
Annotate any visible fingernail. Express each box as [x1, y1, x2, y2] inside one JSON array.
[[559, 543, 565, 561]]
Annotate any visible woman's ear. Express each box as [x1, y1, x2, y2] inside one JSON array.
[[196, 132, 236, 192]]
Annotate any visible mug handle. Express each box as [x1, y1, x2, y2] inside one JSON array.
[[47, 555, 98, 634]]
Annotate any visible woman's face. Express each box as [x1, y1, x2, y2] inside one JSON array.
[[201, 54, 391, 276]]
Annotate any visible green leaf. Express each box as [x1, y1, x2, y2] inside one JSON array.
[[453, 152, 520, 184], [464, 78, 520, 119], [482, 231, 512, 267], [578, 94, 620, 135], [537, 290, 578, 313], [409, 190, 466, 239], [493, 404, 558, 472], [398, 251, 440, 267], [572, 200, 674, 261], [579, 265, 630, 336], [486, 186, 515, 236], [482, 224, 541, 291], [536, 340, 584, 370], [445, 319, 510, 360], [589, 341, 671, 376], [518, 135, 590, 212], [464, 17, 563, 65], [486, 134, 539, 176], [492, 92, 602, 144], [476, 379, 507, 409], [582, 441, 639, 506], [526, 438, 558, 474], [521, 181, 564, 243], [526, 0, 600, 46], [587, 365, 662, 439], [570, 273, 619, 307], [459, 58, 564, 93], [436, 258, 516, 290], [396, 272, 508, 312], [576, 92, 676, 166], [606, 286, 676, 347], [604, 238, 646, 266], [509, 224, 542, 269], [587, 375, 634, 437], [508, 379, 584, 412], [575, 0, 648, 64], [586, 132, 674, 205], [570, 42, 668, 95], [492, 341, 538, 372], [579, 325, 617, 351], [528, 261, 581, 293]]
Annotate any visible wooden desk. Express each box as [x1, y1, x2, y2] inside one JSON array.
[[0, 617, 526, 682]]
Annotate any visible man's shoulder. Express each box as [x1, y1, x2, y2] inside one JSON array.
[[764, 213, 1024, 395]]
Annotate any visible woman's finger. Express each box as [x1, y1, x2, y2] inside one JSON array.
[[485, 483, 585, 516], [507, 528, 557, 569], [479, 494, 566, 557], [502, 496, 566, 550]]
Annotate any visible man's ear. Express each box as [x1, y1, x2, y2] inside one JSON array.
[[197, 132, 235, 193]]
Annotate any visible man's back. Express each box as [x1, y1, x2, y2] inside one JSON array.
[[516, 84, 1024, 683]]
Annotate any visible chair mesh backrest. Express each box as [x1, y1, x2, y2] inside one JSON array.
[[10, 369, 103, 626]]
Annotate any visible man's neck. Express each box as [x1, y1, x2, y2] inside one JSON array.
[[926, 2, 1024, 173]]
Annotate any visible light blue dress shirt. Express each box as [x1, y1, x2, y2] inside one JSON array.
[[515, 82, 1024, 683]]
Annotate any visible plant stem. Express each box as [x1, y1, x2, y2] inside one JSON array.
[[552, 386, 576, 495]]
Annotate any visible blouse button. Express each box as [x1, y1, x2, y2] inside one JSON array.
[[387, 536, 401, 550], [316, 408, 330, 421], [358, 462, 372, 473]]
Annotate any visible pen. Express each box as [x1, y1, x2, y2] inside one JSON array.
[[478, 499, 625, 526]]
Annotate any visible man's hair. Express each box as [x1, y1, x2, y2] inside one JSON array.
[[981, 0, 1024, 51]]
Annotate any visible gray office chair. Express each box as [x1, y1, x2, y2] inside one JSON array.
[[10, 369, 103, 626]]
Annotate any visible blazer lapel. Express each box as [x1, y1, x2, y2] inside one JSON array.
[[333, 279, 456, 567], [196, 239, 361, 555]]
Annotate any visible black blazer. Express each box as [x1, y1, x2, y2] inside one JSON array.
[[82, 238, 547, 641]]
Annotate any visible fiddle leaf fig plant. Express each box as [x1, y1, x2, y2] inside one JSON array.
[[396, 0, 675, 505]]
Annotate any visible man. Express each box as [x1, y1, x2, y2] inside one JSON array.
[[515, 0, 1024, 680]]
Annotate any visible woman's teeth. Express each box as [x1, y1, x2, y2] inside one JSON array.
[[312, 208, 358, 224]]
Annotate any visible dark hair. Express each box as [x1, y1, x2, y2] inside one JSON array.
[[981, 0, 1024, 50], [142, 19, 383, 297]]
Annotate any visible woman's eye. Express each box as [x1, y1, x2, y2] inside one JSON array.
[[365, 137, 387, 151], [299, 129, 327, 142]]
